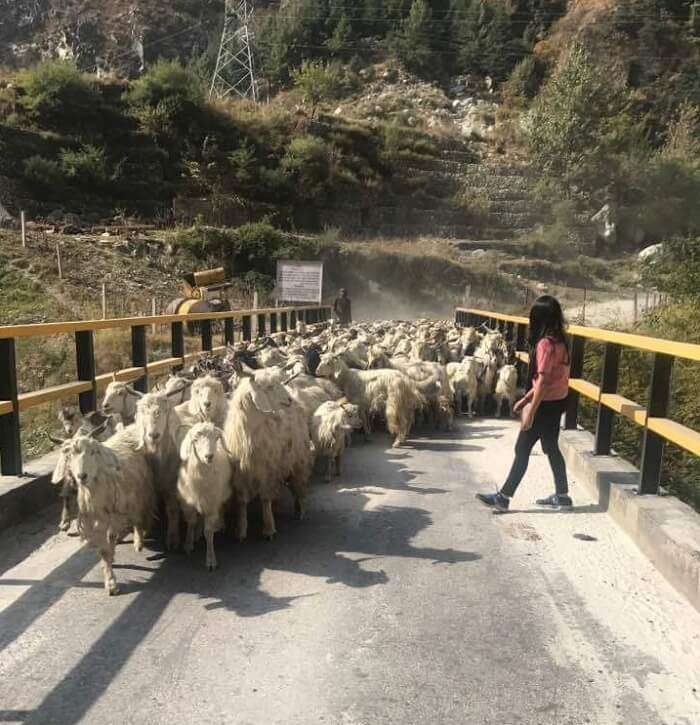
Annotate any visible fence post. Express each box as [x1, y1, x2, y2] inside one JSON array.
[[131, 324, 148, 393], [639, 353, 674, 494], [224, 317, 235, 345], [281, 311, 288, 332], [565, 335, 585, 430], [171, 321, 184, 371], [21, 211, 26, 248], [102, 283, 107, 319], [270, 312, 278, 334], [0, 338, 22, 475], [516, 323, 527, 352], [56, 243, 63, 279], [290, 310, 297, 329], [505, 321, 515, 345], [594, 342, 621, 455], [75, 330, 97, 414], [200, 319, 213, 353], [242, 315, 252, 342], [257, 313, 266, 338]]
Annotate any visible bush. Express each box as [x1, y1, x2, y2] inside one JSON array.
[[281, 135, 331, 199], [59, 145, 112, 188], [125, 60, 205, 109], [23, 155, 64, 193], [16, 61, 101, 133], [505, 56, 542, 103], [291, 61, 342, 118]]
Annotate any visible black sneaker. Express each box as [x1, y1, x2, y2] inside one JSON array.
[[536, 493, 573, 510], [476, 492, 510, 512]]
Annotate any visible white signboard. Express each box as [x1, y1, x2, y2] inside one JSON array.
[[276, 260, 323, 304]]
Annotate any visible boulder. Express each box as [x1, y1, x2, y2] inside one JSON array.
[[0, 202, 14, 227], [591, 203, 616, 245], [638, 243, 663, 262]]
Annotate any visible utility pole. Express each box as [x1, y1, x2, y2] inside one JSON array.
[[210, 0, 258, 102]]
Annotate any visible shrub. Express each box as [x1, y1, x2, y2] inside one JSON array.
[[23, 155, 64, 193], [16, 61, 101, 133], [281, 135, 331, 198], [59, 145, 112, 188], [291, 61, 342, 118], [505, 56, 542, 103], [125, 59, 205, 109]]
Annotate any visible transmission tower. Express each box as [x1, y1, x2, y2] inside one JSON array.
[[210, 0, 258, 102]]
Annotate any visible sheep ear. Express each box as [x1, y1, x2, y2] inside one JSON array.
[[249, 386, 277, 415], [89, 420, 109, 439], [215, 428, 236, 460], [179, 431, 193, 462], [48, 432, 67, 446]]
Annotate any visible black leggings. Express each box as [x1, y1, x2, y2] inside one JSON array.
[[501, 397, 569, 498]]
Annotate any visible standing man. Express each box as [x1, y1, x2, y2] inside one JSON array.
[[333, 288, 352, 325]]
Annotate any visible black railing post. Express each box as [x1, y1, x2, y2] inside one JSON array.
[[0, 338, 22, 475], [224, 317, 234, 346], [270, 313, 278, 334], [201, 319, 213, 353], [171, 321, 184, 371], [506, 321, 515, 345], [281, 311, 288, 332], [131, 324, 148, 393], [257, 313, 266, 338], [516, 323, 527, 352], [565, 335, 585, 430], [291, 310, 297, 329], [594, 342, 621, 455], [242, 315, 252, 342], [639, 353, 674, 494], [75, 330, 97, 414]]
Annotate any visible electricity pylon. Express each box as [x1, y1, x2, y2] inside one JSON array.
[[210, 0, 258, 102]]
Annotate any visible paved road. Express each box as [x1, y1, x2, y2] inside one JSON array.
[[1, 420, 699, 725]]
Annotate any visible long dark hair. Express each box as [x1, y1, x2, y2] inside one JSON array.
[[528, 295, 567, 349], [527, 296, 568, 386]]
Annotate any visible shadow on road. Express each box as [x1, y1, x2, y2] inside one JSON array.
[[0, 427, 483, 724]]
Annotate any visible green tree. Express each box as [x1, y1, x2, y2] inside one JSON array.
[[526, 45, 626, 186], [327, 14, 353, 57], [291, 60, 341, 118], [16, 60, 101, 134], [390, 0, 434, 76]]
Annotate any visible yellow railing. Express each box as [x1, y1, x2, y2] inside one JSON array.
[[0, 304, 331, 475], [456, 307, 700, 493]]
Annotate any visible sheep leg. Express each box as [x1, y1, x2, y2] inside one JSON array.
[[99, 541, 118, 596], [58, 496, 72, 532], [335, 452, 342, 477], [325, 456, 333, 483], [361, 410, 371, 442], [133, 526, 144, 553], [235, 496, 248, 543], [261, 498, 277, 540], [204, 518, 218, 571], [165, 495, 181, 552]]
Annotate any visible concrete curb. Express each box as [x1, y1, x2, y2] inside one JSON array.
[[0, 451, 59, 532], [561, 429, 700, 614]]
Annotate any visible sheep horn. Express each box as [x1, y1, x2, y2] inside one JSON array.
[[48, 432, 67, 446], [125, 385, 145, 398], [89, 419, 110, 439]]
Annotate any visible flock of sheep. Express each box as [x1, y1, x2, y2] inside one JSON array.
[[49, 318, 520, 595]]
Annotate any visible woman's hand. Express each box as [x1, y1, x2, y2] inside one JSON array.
[[513, 398, 526, 414], [521, 405, 535, 431]]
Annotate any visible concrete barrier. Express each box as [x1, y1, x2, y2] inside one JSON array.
[[0, 451, 58, 532], [561, 429, 700, 613]]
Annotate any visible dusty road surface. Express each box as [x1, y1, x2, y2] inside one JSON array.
[[1, 419, 699, 725]]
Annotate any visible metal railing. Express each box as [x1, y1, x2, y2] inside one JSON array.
[[0, 304, 332, 476], [455, 307, 700, 495]]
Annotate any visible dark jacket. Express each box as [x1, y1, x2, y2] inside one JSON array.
[[333, 296, 352, 325]]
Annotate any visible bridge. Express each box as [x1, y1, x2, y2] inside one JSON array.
[[1, 306, 699, 724]]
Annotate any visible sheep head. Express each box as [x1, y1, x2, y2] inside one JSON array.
[[135, 393, 171, 453]]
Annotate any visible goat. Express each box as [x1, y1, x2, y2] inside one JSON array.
[[310, 400, 362, 482], [68, 426, 157, 595], [495, 364, 518, 418], [177, 423, 234, 570]]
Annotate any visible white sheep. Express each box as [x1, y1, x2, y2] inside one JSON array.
[[495, 364, 519, 418], [177, 423, 234, 570], [174, 375, 228, 430], [134, 391, 182, 551], [447, 356, 481, 417], [315, 354, 417, 447], [311, 400, 362, 481], [101, 379, 140, 424], [67, 426, 157, 595], [163, 374, 192, 405], [285, 374, 343, 422], [223, 375, 312, 541]]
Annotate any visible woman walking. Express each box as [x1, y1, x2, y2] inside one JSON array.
[[477, 295, 572, 512]]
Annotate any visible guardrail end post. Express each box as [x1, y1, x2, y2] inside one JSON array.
[[0, 338, 22, 476]]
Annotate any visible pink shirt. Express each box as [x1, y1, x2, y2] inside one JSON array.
[[534, 337, 570, 401]]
